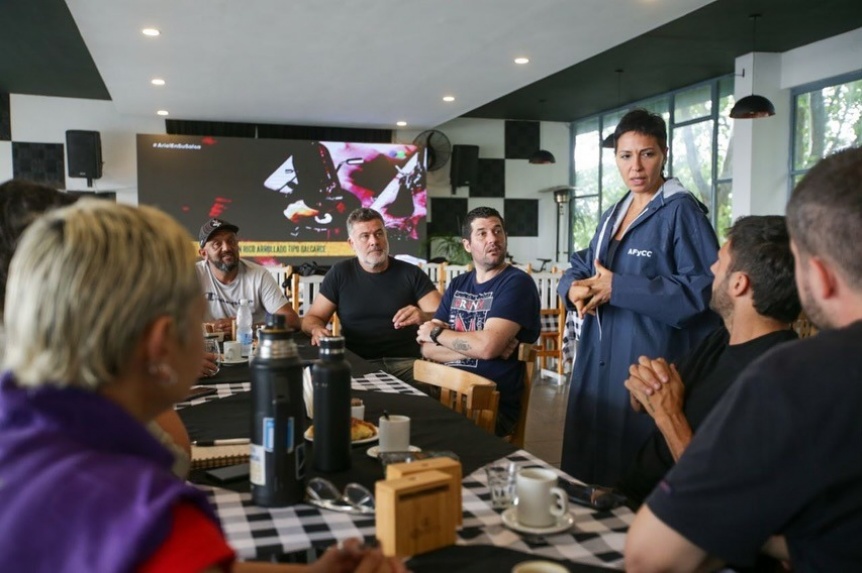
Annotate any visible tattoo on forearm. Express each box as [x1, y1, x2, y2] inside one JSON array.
[[452, 339, 471, 352]]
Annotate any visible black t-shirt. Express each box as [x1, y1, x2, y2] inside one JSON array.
[[646, 321, 862, 570], [319, 257, 437, 360], [618, 327, 798, 505]]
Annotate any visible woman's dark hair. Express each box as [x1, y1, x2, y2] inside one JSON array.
[[613, 108, 668, 151], [0, 180, 76, 312]]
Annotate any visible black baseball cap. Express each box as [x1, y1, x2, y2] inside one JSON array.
[[199, 218, 239, 247]]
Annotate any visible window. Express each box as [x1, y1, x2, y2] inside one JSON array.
[[570, 76, 735, 252], [791, 71, 862, 189]]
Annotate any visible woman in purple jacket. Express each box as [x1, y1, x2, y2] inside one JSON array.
[[0, 201, 402, 573], [558, 109, 720, 487]]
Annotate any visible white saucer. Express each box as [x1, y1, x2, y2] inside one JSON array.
[[220, 357, 248, 366], [304, 425, 379, 445], [501, 507, 574, 536], [366, 445, 421, 458]]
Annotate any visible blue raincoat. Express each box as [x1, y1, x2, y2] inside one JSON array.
[[558, 178, 720, 485]]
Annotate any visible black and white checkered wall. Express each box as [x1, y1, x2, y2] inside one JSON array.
[[429, 120, 544, 239]]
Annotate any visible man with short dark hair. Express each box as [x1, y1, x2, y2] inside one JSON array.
[[626, 147, 862, 572], [302, 208, 440, 384], [196, 217, 300, 331], [417, 207, 541, 436], [618, 215, 800, 507]]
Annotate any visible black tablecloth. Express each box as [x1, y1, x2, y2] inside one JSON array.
[[182, 386, 516, 491], [406, 545, 615, 572], [197, 334, 376, 385]]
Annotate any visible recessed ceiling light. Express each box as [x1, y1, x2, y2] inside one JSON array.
[[396, 121, 407, 127], [514, 57, 530, 65], [156, 110, 169, 116], [151, 78, 166, 86], [142, 28, 160, 37], [442, 96, 455, 102]]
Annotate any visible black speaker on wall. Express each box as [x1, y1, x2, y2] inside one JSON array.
[[66, 130, 102, 185], [450, 144, 479, 194]]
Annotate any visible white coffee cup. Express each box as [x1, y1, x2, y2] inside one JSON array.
[[378, 415, 410, 452], [223, 340, 242, 362], [351, 403, 365, 420], [515, 468, 569, 528]]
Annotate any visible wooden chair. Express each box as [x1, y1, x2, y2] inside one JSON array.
[[418, 262, 445, 293], [291, 273, 338, 333], [508, 343, 538, 449], [413, 360, 499, 434], [265, 264, 292, 299], [531, 270, 566, 377]]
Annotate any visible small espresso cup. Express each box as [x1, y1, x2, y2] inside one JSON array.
[[378, 415, 410, 452], [515, 468, 569, 528], [351, 399, 365, 421], [223, 340, 242, 362]]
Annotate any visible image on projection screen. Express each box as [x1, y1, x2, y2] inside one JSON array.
[[137, 134, 427, 264]]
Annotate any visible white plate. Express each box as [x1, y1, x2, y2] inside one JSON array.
[[304, 424, 379, 445], [501, 507, 574, 536], [366, 445, 421, 458], [220, 357, 248, 366]]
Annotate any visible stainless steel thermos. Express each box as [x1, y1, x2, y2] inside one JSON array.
[[311, 336, 352, 472], [250, 315, 305, 507]]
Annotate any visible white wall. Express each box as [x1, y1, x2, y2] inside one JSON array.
[[732, 26, 862, 218], [5, 94, 165, 203], [396, 118, 571, 267]]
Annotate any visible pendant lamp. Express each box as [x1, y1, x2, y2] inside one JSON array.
[[529, 99, 556, 164], [730, 14, 776, 119]]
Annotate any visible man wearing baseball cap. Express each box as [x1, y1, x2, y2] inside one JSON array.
[[196, 218, 300, 332]]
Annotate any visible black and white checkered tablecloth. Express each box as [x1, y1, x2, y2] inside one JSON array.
[[176, 370, 425, 410], [200, 450, 631, 569]]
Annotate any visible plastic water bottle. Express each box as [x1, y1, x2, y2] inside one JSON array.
[[311, 336, 352, 472], [237, 299, 253, 358]]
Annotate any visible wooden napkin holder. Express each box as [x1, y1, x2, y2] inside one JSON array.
[[375, 469, 458, 557], [385, 457, 462, 525]]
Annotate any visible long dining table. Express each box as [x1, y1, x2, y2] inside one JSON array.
[[177, 337, 633, 570]]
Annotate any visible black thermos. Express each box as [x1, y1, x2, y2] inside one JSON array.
[[250, 315, 306, 507], [311, 336, 352, 472]]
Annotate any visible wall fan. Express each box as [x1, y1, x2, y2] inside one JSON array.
[[412, 130, 452, 171]]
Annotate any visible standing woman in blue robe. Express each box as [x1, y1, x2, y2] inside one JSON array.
[[558, 109, 720, 486]]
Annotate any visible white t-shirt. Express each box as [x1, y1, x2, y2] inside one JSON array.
[[196, 259, 288, 323]]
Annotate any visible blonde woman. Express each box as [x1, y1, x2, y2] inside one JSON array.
[[0, 201, 402, 573]]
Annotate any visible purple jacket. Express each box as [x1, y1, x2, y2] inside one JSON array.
[[0, 373, 219, 572]]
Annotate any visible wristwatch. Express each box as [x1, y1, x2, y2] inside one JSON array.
[[429, 325, 444, 346]]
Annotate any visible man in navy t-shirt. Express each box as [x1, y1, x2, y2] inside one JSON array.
[[417, 207, 540, 436]]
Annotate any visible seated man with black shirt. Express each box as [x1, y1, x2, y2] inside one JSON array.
[[618, 215, 801, 506], [302, 208, 440, 385]]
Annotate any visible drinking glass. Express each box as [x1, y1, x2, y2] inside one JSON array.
[[485, 462, 518, 509], [203, 338, 221, 377]]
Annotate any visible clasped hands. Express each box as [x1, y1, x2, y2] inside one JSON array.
[[624, 356, 685, 422], [568, 260, 613, 319]]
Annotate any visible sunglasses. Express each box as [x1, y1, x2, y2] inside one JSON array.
[[306, 478, 375, 515]]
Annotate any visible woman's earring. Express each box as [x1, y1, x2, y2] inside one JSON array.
[[148, 362, 178, 386]]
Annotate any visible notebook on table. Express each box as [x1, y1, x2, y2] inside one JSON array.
[[190, 444, 250, 470]]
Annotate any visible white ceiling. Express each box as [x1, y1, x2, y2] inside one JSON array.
[[66, 0, 715, 130]]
